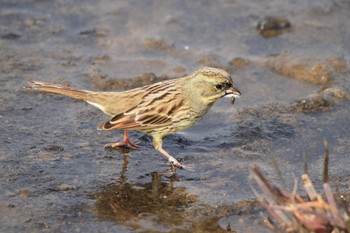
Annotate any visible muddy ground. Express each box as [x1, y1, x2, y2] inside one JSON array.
[[1, 0, 350, 232]]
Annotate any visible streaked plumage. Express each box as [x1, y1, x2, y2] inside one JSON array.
[[27, 67, 241, 170]]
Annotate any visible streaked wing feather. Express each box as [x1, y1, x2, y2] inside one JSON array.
[[100, 80, 184, 131]]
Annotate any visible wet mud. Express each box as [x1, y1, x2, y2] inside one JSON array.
[[1, 0, 350, 232]]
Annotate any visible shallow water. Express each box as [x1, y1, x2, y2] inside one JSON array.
[[1, 0, 350, 232]]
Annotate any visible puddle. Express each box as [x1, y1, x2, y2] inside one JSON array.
[[1, 0, 350, 232]]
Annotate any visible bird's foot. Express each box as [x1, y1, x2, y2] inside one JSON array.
[[111, 140, 139, 150], [167, 157, 194, 172]]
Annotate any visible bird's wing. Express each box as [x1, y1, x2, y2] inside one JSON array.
[[98, 80, 184, 131]]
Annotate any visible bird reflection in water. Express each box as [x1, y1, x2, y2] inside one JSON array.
[[92, 154, 198, 231]]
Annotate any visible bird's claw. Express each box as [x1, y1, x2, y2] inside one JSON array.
[[111, 141, 139, 150], [167, 157, 194, 172], [180, 164, 195, 172]]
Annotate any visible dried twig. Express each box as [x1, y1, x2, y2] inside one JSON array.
[[250, 139, 350, 232]]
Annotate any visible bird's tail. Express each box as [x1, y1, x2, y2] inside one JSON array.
[[27, 80, 93, 101]]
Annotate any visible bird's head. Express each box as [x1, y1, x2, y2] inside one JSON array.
[[188, 67, 241, 104]]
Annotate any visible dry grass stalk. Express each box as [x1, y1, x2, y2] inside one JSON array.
[[250, 139, 350, 232]]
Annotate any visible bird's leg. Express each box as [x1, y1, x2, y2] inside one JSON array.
[[152, 136, 183, 171], [111, 130, 139, 149], [159, 147, 182, 172]]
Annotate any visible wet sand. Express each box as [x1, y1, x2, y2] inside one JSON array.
[[1, 0, 350, 232]]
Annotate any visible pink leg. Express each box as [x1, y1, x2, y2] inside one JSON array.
[[152, 136, 194, 172], [111, 130, 139, 149]]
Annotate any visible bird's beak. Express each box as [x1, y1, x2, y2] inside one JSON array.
[[224, 87, 241, 98]]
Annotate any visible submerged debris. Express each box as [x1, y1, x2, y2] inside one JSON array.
[[250, 139, 350, 232]]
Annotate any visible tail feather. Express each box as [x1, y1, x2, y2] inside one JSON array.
[[26, 80, 126, 116], [27, 80, 92, 101]]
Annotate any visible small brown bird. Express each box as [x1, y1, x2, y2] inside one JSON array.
[[27, 67, 241, 170]]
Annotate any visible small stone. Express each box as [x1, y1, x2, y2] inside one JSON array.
[[257, 16, 291, 38], [7, 204, 16, 208], [229, 57, 249, 69], [56, 184, 77, 191], [6, 191, 16, 197], [24, 19, 34, 26], [62, 153, 73, 160], [43, 145, 64, 151], [37, 151, 56, 160], [76, 142, 91, 148], [143, 38, 175, 51], [19, 189, 33, 198], [323, 87, 350, 100], [1, 33, 21, 40]]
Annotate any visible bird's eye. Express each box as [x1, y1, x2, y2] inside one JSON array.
[[215, 84, 223, 90]]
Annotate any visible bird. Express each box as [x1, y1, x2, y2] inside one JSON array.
[[27, 67, 241, 170]]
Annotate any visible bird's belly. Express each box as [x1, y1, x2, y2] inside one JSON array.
[[140, 113, 203, 137]]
